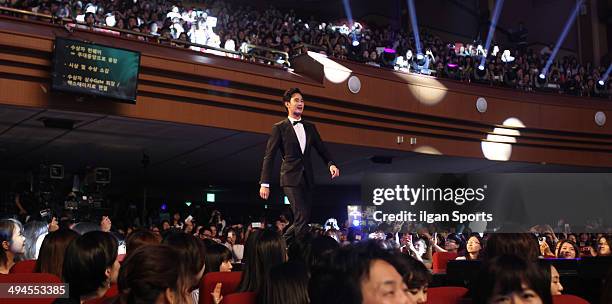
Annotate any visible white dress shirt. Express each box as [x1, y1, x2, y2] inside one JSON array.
[[287, 116, 306, 154]]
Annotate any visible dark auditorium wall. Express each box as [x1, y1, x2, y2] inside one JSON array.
[[413, 0, 482, 40], [496, 0, 579, 52]]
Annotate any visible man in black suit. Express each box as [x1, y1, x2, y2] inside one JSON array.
[[259, 88, 340, 243]]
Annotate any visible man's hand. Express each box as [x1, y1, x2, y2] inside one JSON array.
[[330, 165, 340, 179], [259, 185, 270, 200]]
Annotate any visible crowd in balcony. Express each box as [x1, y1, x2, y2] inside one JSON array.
[[2, 0, 611, 98]]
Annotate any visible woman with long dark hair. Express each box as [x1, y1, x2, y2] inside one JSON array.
[[34, 229, 79, 278], [596, 235, 612, 256], [257, 261, 309, 304], [117, 244, 191, 304], [163, 233, 206, 304], [556, 239, 579, 259], [237, 228, 286, 293], [456, 234, 483, 261], [22, 220, 48, 260], [60, 231, 120, 303]]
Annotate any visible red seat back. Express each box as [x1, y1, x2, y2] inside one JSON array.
[[427, 286, 468, 304], [84, 283, 119, 304], [0, 273, 62, 304], [9, 260, 37, 274], [432, 252, 459, 272], [199, 271, 243, 304], [223, 292, 256, 304], [552, 294, 589, 304]]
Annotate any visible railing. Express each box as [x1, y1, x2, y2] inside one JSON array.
[[0, 6, 290, 68]]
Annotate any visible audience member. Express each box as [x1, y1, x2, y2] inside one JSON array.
[[34, 228, 79, 278], [472, 255, 552, 304], [257, 261, 309, 304], [396, 253, 431, 304], [457, 234, 483, 261], [483, 233, 540, 261], [117, 244, 191, 304], [237, 228, 286, 293], [309, 240, 410, 304], [203, 241, 233, 274], [163, 232, 206, 303], [61, 231, 120, 303], [125, 228, 161, 258], [556, 239, 579, 259], [596, 235, 611, 256], [0, 218, 25, 274], [22, 219, 48, 260]]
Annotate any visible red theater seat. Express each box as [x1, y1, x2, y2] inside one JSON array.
[[9, 260, 37, 274], [427, 286, 468, 304], [552, 294, 589, 304], [84, 283, 119, 304], [433, 252, 459, 272], [199, 271, 243, 304], [0, 273, 62, 304], [223, 292, 256, 304]]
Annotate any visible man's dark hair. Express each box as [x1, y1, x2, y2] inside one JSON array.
[[282, 88, 302, 113], [204, 242, 232, 274], [309, 240, 400, 304], [283, 88, 302, 103], [472, 255, 552, 304], [394, 253, 431, 289]]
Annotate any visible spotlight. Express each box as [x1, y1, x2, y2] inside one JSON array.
[[537, 74, 546, 85], [540, 0, 583, 82], [476, 64, 486, 78], [596, 79, 606, 93], [352, 40, 359, 47]]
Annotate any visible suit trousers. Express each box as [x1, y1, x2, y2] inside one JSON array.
[[282, 177, 312, 244]]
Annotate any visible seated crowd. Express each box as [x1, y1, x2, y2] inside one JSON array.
[[1, 209, 612, 304], [2, 0, 611, 98]]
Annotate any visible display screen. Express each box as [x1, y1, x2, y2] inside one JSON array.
[[52, 37, 141, 102]]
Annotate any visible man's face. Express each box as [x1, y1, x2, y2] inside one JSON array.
[[445, 239, 459, 251], [210, 226, 217, 236], [285, 93, 304, 117], [361, 259, 410, 304], [227, 232, 236, 243]]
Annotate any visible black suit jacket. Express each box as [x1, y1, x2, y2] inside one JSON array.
[[260, 118, 336, 188]]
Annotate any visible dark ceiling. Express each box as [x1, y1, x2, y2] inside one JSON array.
[[0, 105, 609, 189]]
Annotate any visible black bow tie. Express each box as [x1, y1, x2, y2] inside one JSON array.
[[292, 120, 303, 126]]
